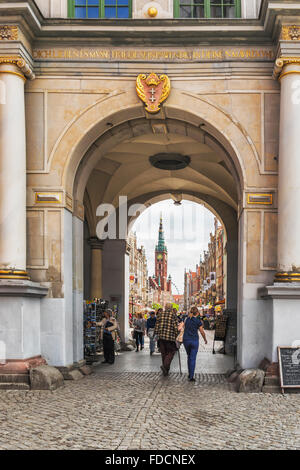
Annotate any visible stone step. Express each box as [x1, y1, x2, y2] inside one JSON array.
[[0, 374, 30, 384], [264, 376, 280, 386], [262, 385, 282, 394], [0, 382, 30, 391]]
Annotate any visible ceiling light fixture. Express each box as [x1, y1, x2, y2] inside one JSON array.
[[149, 153, 190, 170]]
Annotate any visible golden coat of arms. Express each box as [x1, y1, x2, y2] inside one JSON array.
[[136, 72, 170, 113]]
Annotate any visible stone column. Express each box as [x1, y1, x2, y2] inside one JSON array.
[[275, 58, 300, 282], [0, 57, 34, 279], [102, 240, 130, 343], [259, 57, 300, 364], [88, 237, 104, 299], [0, 58, 49, 378]]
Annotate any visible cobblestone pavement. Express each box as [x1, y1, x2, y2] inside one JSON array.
[[0, 358, 300, 449], [107, 330, 234, 374]]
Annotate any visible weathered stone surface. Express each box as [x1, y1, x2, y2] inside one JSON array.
[[228, 371, 241, 383], [79, 365, 93, 376], [0, 374, 29, 384], [225, 368, 236, 378], [238, 369, 265, 393], [67, 370, 84, 381], [0, 382, 30, 391], [30, 366, 64, 391], [56, 364, 85, 380], [262, 375, 281, 394], [258, 357, 271, 372]]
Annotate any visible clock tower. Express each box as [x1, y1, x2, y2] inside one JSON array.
[[149, 214, 173, 307], [155, 214, 168, 291]]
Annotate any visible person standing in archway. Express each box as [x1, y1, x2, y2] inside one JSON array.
[[146, 310, 157, 356], [98, 309, 118, 364], [183, 306, 207, 382], [133, 312, 146, 352], [154, 303, 179, 376]]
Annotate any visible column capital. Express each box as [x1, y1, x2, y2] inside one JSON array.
[[273, 57, 300, 80], [0, 56, 35, 80], [88, 237, 104, 250]]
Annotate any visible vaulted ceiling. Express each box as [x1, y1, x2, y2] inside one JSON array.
[[83, 118, 238, 233]]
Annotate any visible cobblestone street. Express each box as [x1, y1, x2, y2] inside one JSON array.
[[0, 337, 300, 450]]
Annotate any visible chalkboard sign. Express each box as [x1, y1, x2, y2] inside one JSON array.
[[278, 347, 300, 393]]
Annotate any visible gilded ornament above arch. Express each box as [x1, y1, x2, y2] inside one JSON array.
[[0, 25, 18, 41]]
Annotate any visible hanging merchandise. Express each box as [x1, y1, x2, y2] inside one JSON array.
[[84, 299, 109, 363]]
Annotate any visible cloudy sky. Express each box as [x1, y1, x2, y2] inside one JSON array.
[[131, 199, 216, 294]]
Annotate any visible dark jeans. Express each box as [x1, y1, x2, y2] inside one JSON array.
[[135, 331, 143, 349], [103, 333, 115, 364], [159, 339, 177, 372], [183, 339, 199, 379]]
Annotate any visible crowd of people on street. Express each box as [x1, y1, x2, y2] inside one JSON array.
[[98, 304, 208, 381]]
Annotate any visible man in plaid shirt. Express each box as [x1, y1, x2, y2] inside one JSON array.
[[154, 303, 179, 376]]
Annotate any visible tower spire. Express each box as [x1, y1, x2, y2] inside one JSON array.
[[156, 213, 167, 253]]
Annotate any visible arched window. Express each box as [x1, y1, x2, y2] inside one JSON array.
[[68, 0, 131, 18], [174, 0, 241, 19]]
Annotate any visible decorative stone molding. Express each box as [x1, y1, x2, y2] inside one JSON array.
[[273, 57, 300, 80], [281, 25, 300, 41], [0, 56, 35, 80], [274, 272, 300, 283], [0, 269, 29, 280], [65, 193, 73, 212], [74, 200, 84, 220], [0, 25, 18, 41], [88, 237, 104, 250], [246, 193, 273, 206], [35, 192, 62, 204]]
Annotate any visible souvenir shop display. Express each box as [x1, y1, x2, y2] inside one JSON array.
[[83, 299, 109, 362]]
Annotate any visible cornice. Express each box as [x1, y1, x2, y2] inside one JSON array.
[[0, 1, 300, 50]]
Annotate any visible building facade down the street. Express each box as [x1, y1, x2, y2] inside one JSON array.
[[128, 232, 149, 314], [2, 1, 300, 377], [184, 218, 226, 310]]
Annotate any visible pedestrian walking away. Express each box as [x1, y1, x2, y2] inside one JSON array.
[[146, 310, 157, 355], [98, 309, 118, 364], [183, 306, 207, 381], [154, 303, 179, 376], [133, 312, 146, 352]]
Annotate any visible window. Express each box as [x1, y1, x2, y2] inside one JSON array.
[[174, 0, 241, 19], [68, 0, 131, 19]]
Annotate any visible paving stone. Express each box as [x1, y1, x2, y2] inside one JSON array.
[[0, 342, 299, 450]]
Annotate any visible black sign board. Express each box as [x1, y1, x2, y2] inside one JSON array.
[[278, 347, 300, 393]]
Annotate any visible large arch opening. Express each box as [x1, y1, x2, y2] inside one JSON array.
[[68, 106, 242, 371]]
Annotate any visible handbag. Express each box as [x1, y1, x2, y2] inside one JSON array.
[[176, 320, 185, 344], [176, 328, 184, 344], [148, 328, 155, 339]]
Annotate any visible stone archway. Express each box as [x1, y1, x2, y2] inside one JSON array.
[[48, 88, 258, 202], [44, 89, 265, 369]]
